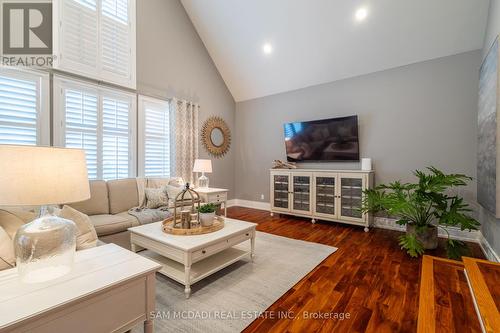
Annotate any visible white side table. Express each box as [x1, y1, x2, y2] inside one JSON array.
[[195, 187, 229, 216], [0, 244, 161, 333]]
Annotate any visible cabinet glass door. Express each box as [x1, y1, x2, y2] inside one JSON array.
[[292, 175, 311, 213], [314, 175, 336, 217], [273, 174, 290, 210], [340, 176, 364, 221]]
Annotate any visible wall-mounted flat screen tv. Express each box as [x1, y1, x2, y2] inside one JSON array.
[[284, 115, 359, 162]]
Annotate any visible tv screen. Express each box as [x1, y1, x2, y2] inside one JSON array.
[[284, 115, 359, 162]]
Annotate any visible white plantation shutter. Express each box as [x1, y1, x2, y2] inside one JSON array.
[[54, 76, 136, 180], [138, 96, 171, 177], [55, 0, 136, 88], [0, 69, 49, 146], [63, 88, 99, 179], [57, 0, 99, 77], [102, 95, 131, 180], [101, 0, 131, 82]]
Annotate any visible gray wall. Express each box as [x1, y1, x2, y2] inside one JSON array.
[[136, 0, 236, 197], [235, 51, 481, 210], [480, 0, 500, 257]]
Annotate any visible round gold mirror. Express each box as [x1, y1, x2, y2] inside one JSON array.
[[210, 128, 224, 147], [201, 116, 231, 158]]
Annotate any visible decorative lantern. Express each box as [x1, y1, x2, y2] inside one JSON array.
[[172, 183, 201, 229]]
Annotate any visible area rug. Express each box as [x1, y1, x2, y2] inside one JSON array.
[[132, 231, 337, 333]]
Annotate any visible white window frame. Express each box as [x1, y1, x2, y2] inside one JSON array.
[[53, 0, 137, 89], [138, 95, 171, 177], [53, 75, 137, 179], [0, 67, 50, 146]]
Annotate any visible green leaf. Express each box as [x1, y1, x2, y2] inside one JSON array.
[[395, 219, 408, 226], [398, 234, 425, 258], [446, 239, 469, 260], [361, 166, 480, 259], [197, 203, 217, 213]]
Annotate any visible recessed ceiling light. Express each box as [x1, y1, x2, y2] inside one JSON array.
[[355, 7, 368, 21], [262, 43, 273, 55]]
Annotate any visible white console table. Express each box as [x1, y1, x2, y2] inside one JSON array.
[[0, 244, 161, 333], [270, 169, 374, 231]]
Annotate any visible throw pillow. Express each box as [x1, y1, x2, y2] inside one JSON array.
[[145, 187, 169, 209], [0, 209, 36, 239], [59, 205, 98, 250], [168, 177, 185, 187], [166, 184, 184, 202], [0, 226, 15, 270]]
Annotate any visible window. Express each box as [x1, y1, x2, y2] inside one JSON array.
[[0, 68, 49, 146], [138, 95, 171, 178], [54, 76, 136, 180], [54, 0, 136, 89]]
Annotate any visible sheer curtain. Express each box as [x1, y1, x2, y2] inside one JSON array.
[[171, 98, 199, 185]]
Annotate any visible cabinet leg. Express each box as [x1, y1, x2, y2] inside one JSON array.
[[270, 212, 274, 217], [311, 218, 316, 224], [250, 233, 255, 262], [184, 265, 191, 299], [364, 227, 369, 232]]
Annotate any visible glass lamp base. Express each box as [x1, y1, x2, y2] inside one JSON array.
[[13, 214, 77, 284], [198, 174, 209, 188]]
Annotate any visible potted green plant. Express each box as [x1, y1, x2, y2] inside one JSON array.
[[198, 203, 217, 227], [361, 167, 480, 259]]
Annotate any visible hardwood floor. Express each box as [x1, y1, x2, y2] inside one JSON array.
[[225, 207, 485, 333]]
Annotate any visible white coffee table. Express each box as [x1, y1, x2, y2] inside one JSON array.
[[128, 218, 257, 298]]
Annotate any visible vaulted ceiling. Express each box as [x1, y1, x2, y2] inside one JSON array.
[[181, 0, 490, 102]]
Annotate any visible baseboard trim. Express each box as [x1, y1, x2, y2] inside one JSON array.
[[479, 234, 500, 262], [227, 199, 271, 211], [228, 199, 499, 258], [373, 217, 481, 242]]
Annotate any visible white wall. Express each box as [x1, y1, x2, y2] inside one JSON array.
[[235, 51, 481, 208], [136, 0, 236, 196]]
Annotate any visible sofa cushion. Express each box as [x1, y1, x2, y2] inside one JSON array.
[[107, 179, 139, 214], [114, 212, 140, 227], [60, 206, 98, 250], [69, 180, 109, 215], [89, 213, 138, 236], [0, 209, 36, 239], [0, 226, 14, 270]]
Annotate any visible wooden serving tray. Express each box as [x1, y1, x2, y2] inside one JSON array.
[[162, 216, 225, 235]]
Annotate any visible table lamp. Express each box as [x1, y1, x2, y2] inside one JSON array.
[[193, 159, 212, 188], [0, 145, 90, 283]]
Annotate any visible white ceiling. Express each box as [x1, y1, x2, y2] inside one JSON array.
[[181, 0, 490, 102]]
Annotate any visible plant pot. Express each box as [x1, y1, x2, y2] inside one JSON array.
[[406, 224, 438, 250], [200, 212, 216, 227]]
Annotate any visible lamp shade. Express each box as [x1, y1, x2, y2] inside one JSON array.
[[193, 159, 212, 173], [0, 145, 90, 206]]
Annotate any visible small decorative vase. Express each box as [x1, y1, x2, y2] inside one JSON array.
[[406, 224, 438, 250], [13, 215, 77, 284], [200, 212, 216, 227]]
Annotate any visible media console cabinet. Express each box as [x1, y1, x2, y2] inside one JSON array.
[[270, 169, 374, 231]]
